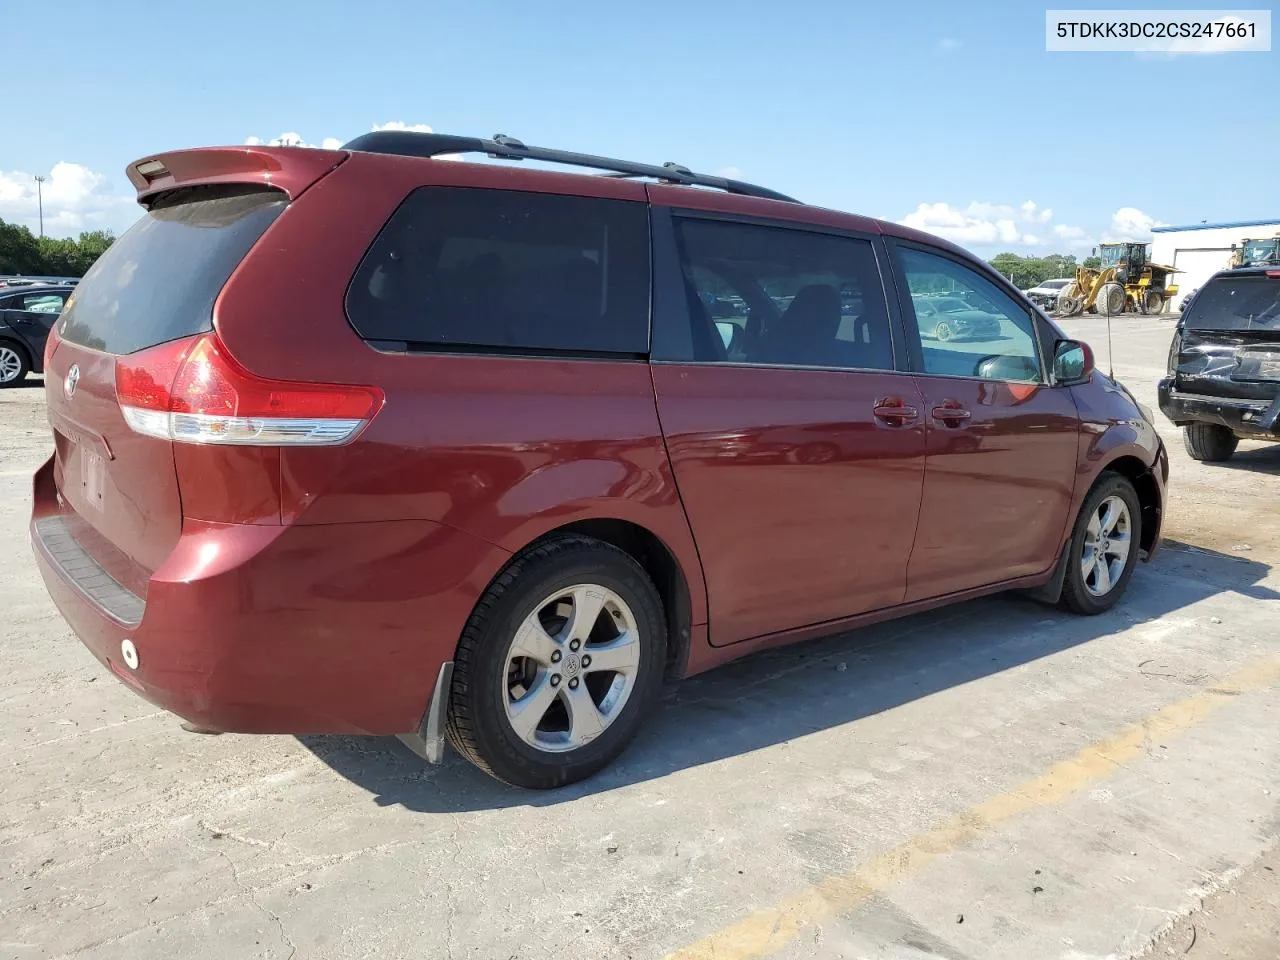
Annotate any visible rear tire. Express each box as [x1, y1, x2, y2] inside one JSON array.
[[1061, 473, 1142, 616], [1183, 423, 1238, 462], [445, 535, 666, 789], [0, 341, 29, 387], [1142, 291, 1163, 315]]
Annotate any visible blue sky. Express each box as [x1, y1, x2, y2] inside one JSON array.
[[3, 0, 1276, 256]]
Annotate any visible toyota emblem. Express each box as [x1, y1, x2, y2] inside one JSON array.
[[64, 364, 80, 399]]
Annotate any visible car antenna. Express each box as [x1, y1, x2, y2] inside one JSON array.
[[1106, 310, 1114, 379]]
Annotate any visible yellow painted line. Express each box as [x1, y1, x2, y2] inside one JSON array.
[[664, 654, 1280, 960]]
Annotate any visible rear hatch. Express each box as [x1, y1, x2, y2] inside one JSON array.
[[45, 185, 290, 594], [1173, 270, 1280, 402]]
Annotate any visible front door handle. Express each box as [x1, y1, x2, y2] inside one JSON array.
[[873, 398, 919, 425], [932, 402, 972, 425]]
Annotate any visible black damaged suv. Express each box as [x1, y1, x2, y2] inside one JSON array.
[[1159, 266, 1280, 461]]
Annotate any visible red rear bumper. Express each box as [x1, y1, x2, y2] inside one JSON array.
[[31, 456, 508, 735]]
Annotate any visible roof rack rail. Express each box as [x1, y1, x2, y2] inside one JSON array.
[[341, 131, 799, 204]]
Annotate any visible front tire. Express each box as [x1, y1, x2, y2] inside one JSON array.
[[935, 321, 954, 342], [1096, 283, 1124, 316], [1061, 473, 1142, 615], [1183, 423, 1238, 462], [446, 536, 666, 789]]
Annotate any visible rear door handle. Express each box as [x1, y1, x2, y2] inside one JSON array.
[[873, 398, 919, 425], [932, 403, 972, 425]]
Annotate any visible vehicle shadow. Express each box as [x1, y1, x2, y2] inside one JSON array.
[[299, 541, 1277, 812], [1212, 444, 1280, 477]]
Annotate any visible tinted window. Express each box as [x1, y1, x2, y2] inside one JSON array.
[[899, 248, 1042, 383], [58, 187, 286, 355], [1184, 275, 1280, 331], [346, 187, 650, 354], [676, 218, 894, 370]]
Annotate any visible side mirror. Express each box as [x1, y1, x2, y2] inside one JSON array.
[[1053, 339, 1094, 384]]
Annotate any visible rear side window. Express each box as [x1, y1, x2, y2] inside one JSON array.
[[676, 218, 894, 369], [1184, 276, 1280, 331], [58, 186, 286, 355], [346, 187, 651, 355], [19, 292, 68, 313]]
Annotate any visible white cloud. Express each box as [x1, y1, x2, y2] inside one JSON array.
[[936, 37, 962, 51], [899, 199, 1164, 252], [0, 162, 138, 239], [321, 137, 342, 150], [243, 131, 329, 148], [371, 121, 433, 133], [899, 201, 1050, 246], [1019, 200, 1053, 223], [1103, 206, 1165, 242], [1052, 223, 1092, 245]]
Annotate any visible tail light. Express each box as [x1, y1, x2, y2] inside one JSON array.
[[1166, 328, 1182, 375], [115, 334, 383, 446], [44, 323, 60, 368]]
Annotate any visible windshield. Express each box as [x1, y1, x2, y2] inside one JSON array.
[[1241, 239, 1280, 266], [1184, 276, 1280, 331], [1100, 246, 1125, 267]]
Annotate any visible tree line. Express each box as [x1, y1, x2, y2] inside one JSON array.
[[0, 217, 115, 278], [988, 252, 1102, 290]]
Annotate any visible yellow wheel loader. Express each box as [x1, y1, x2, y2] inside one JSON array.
[[1054, 242, 1179, 317], [1230, 236, 1280, 269]]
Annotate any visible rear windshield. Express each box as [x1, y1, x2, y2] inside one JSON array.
[[1183, 275, 1280, 332], [58, 186, 286, 355], [345, 187, 650, 355]]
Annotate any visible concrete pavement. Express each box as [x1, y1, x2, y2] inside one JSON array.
[[2, 312, 1278, 959]]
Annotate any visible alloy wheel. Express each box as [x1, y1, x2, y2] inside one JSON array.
[[501, 584, 641, 753], [1081, 495, 1132, 597], [0, 346, 22, 383]]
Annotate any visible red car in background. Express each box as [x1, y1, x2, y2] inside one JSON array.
[[32, 133, 1166, 788]]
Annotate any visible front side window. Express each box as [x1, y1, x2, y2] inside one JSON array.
[[346, 187, 651, 355], [898, 247, 1043, 383], [676, 218, 894, 370]]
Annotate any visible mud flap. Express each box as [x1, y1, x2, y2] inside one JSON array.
[[1022, 541, 1071, 606]]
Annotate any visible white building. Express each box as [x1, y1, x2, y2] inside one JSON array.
[[1151, 218, 1280, 308]]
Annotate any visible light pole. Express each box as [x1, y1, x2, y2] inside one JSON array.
[[33, 175, 47, 238]]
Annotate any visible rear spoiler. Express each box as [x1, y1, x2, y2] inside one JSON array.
[[126, 146, 348, 204]]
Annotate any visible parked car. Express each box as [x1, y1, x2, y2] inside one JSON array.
[[32, 134, 1168, 788], [912, 294, 1003, 340], [0, 275, 79, 289], [1178, 288, 1198, 314], [1158, 266, 1280, 461], [0, 284, 71, 385], [1023, 277, 1075, 311]]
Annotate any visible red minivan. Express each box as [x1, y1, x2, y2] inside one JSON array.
[[32, 133, 1167, 788]]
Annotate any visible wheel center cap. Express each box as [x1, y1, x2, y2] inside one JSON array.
[[563, 653, 581, 678]]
